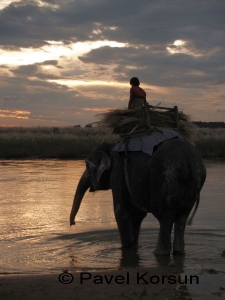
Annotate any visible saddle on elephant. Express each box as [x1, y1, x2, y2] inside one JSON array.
[[96, 104, 197, 147]]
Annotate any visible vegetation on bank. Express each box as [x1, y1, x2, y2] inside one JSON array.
[[0, 126, 225, 159], [193, 121, 225, 129], [195, 127, 225, 158], [0, 127, 119, 159]]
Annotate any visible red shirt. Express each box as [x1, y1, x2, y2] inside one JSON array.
[[130, 86, 146, 99]]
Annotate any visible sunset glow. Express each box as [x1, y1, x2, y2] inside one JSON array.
[[166, 40, 202, 57], [47, 79, 128, 87], [0, 109, 31, 119], [0, 41, 127, 67], [0, 0, 224, 127], [0, 0, 21, 10]]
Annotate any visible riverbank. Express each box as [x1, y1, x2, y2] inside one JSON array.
[[0, 267, 196, 300], [1, 267, 224, 299], [0, 126, 225, 159]]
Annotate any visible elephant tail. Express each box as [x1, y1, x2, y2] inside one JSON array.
[[187, 193, 200, 226]]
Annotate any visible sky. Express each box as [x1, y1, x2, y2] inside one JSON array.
[[0, 0, 225, 127]]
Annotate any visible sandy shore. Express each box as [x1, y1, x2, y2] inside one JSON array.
[[0, 267, 183, 300]]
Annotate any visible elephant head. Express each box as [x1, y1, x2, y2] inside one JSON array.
[[70, 143, 112, 226]]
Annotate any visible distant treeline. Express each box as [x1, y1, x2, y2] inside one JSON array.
[[193, 121, 225, 128]]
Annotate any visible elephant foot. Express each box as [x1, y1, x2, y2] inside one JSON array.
[[121, 243, 138, 249], [173, 249, 186, 256], [154, 241, 171, 256], [153, 248, 171, 256], [131, 244, 139, 249]]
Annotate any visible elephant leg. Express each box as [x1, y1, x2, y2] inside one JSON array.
[[114, 207, 133, 248], [114, 205, 146, 248], [131, 209, 147, 246], [173, 210, 190, 255], [111, 152, 147, 248], [154, 212, 175, 255]]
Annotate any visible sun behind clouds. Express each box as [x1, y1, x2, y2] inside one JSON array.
[[0, 40, 127, 67], [0, 0, 59, 10], [166, 40, 202, 57]]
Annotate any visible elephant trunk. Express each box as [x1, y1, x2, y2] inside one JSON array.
[[70, 169, 91, 226]]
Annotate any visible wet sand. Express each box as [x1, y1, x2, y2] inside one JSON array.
[[1, 265, 225, 299], [0, 268, 182, 300]]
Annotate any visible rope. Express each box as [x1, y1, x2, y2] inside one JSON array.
[[123, 136, 132, 196]]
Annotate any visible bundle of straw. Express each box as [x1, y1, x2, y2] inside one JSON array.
[[96, 106, 197, 144]]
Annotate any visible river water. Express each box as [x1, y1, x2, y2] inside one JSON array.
[[0, 159, 224, 298]]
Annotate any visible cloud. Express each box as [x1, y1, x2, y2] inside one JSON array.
[[0, 109, 30, 119], [0, 0, 225, 125], [215, 80, 225, 85], [11, 64, 39, 75]]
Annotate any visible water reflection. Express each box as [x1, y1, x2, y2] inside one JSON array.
[[120, 248, 141, 269], [0, 160, 224, 277], [120, 248, 185, 272]]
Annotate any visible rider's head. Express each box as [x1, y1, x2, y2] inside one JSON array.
[[130, 77, 140, 86]]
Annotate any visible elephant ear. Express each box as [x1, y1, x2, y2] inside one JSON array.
[[85, 151, 111, 183], [96, 151, 111, 182]]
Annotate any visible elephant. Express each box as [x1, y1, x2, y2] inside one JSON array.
[[70, 136, 206, 255]]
